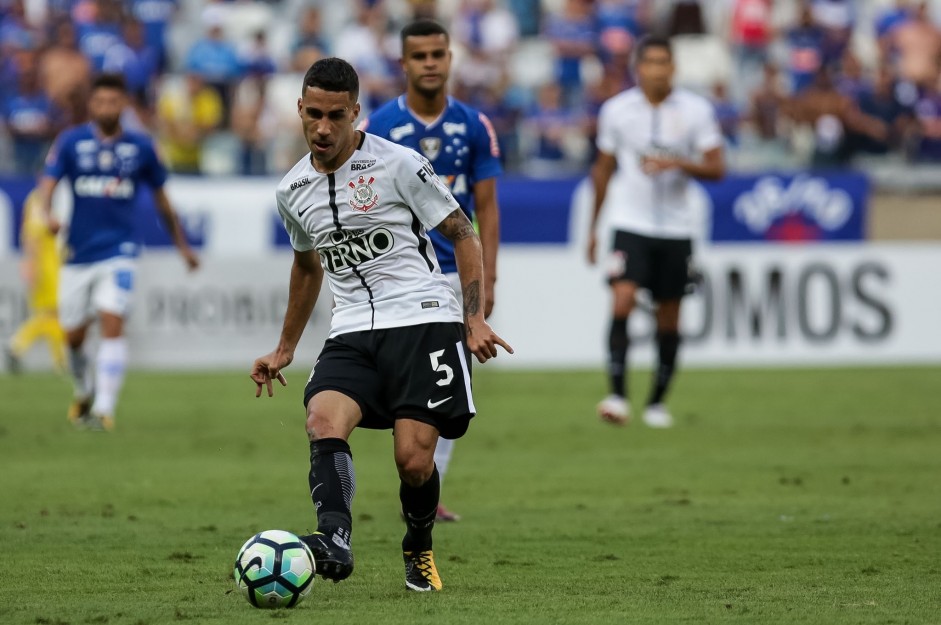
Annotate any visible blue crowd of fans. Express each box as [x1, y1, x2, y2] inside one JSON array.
[[3, 0, 941, 177]]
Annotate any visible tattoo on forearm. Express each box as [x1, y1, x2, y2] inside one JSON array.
[[463, 280, 480, 320], [438, 209, 477, 242]]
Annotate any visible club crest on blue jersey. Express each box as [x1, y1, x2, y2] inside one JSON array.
[[419, 137, 441, 161], [98, 150, 115, 171], [348, 175, 379, 212]]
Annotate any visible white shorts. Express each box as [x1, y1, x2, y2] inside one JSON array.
[[58, 257, 137, 330]]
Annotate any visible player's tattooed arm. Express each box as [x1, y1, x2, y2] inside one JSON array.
[[463, 280, 481, 322], [439, 208, 485, 324], [437, 208, 515, 363], [436, 208, 477, 242]]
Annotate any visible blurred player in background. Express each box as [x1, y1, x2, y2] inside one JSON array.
[[360, 19, 503, 521], [250, 58, 512, 592], [37, 74, 199, 431], [587, 36, 725, 428], [4, 190, 66, 374]]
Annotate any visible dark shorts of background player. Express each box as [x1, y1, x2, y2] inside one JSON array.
[[608, 230, 693, 301], [304, 322, 475, 440]]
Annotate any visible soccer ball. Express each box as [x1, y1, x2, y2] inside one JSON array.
[[234, 530, 316, 608]]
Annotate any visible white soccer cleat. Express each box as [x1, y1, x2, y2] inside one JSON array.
[[642, 403, 674, 428], [597, 395, 630, 425]]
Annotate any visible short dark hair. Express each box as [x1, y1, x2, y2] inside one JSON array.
[[401, 19, 449, 49], [634, 35, 673, 63], [91, 73, 127, 93], [302, 57, 359, 100]]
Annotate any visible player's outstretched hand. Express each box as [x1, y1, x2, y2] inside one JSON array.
[[250, 350, 292, 397], [586, 232, 598, 265], [466, 318, 513, 363], [183, 249, 200, 272], [46, 216, 61, 236], [640, 155, 679, 175]]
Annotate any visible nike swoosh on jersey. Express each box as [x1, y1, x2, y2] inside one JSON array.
[[298, 203, 315, 217], [427, 396, 452, 409]]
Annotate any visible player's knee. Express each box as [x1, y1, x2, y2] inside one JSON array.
[[395, 454, 434, 487], [655, 301, 681, 331], [657, 321, 680, 334], [612, 285, 636, 318], [66, 330, 84, 350], [613, 303, 633, 318], [613, 296, 635, 318], [305, 410, 332, 441]]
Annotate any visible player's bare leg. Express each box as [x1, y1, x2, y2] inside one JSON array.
[[395, 418, 443, 591], [598, 280, 637, 425], [300, 390, 359, 582]]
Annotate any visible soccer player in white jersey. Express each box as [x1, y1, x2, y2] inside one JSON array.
[[250, 58, 512, 592], [37, 74, 199, 431], [587, 36, 725, 428], [361, 19, 504, 522]]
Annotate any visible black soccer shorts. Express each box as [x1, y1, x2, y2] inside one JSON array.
[[303, 322, 475, 439], [607, 230, 693, 301]]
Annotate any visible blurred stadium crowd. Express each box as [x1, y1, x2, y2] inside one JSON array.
[[3, 0, 941, 177]]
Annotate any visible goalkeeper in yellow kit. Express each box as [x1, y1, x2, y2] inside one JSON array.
[[4, 190, 66, 373]]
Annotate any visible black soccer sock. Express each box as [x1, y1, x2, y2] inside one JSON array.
[[400, 465, 440, 553], [607, 317, 630, 397], [308, 438, 355, 540], [649, 331, 681, 405]]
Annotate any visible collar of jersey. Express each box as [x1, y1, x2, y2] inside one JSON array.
[[631, 87, 679, 108], [88, 122, 124, 145], [398, 94, 451, 130]]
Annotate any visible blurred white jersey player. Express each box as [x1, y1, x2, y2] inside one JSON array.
[[587, 35, 724, 428]]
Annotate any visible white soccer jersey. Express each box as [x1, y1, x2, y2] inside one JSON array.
[[276, 132, 464, 337], [596, 87, 722, 239]]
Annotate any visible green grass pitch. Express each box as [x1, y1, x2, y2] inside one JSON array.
[[1, 366, 939, 624]]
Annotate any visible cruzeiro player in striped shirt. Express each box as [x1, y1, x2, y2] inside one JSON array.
[[250, 58, 513, 592], [360, 18, 504, 522]]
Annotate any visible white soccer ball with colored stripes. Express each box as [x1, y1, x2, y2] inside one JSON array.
[[234, 530, 316, 608]]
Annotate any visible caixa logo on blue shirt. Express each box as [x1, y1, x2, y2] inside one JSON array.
[[706, 173, 868, 242], [74, 175, 135, 199]]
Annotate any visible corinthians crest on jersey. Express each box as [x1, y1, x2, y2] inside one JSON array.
[[348, 175, 378, 212]]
